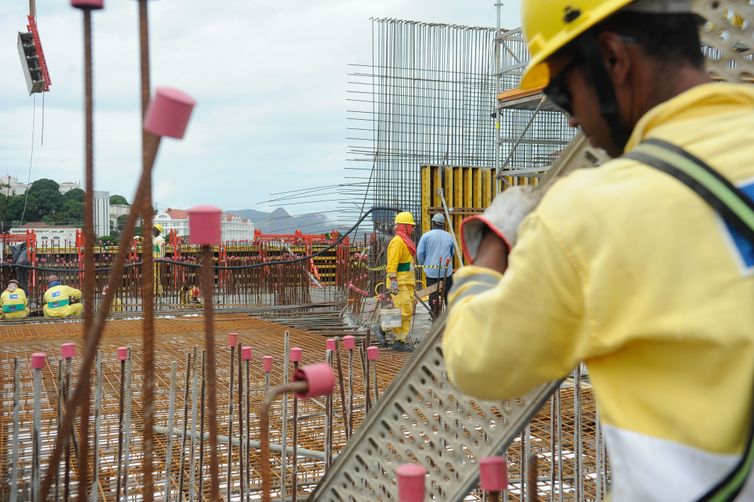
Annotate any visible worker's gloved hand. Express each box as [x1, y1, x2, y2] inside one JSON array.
[[460, 186, 542, 264], [388, 280, 399, 295]]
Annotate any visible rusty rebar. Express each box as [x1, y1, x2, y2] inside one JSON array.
[[115, 355, 126, 501], [81, 8, 95, 498], [238, 340, 245, 502], [227, 341, 236, 500], [198, 350, 207, 499], [292, 359, 299, 502], [260, 381, 308, 502], [334, 340, 348, 440], [40, 134, 162, 499], [527, 454, 538, 502], [138, 1, 155, 498], [201, 245, 221, 499]]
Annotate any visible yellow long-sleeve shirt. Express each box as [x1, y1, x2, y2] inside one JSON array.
[[443, 83, 754, 501], [385, 235, 415, 287], [1, 288, 29, 319], [44, 284, 83, 318]]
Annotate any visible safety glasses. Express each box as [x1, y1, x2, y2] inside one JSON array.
[[543, 55, 580, 116]]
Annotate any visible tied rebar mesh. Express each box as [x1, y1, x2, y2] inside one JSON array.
[[344, 19, 500, 231]]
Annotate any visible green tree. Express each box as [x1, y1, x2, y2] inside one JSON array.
[[65, 188, 85, 202], [28, 178, 59, 194], [110, 194, 128, 205]]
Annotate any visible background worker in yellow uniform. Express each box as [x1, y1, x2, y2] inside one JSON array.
[[443, 0, 754, 500], [386, 211, 417, 352], [44, 275, 83, 318], [153, 223, 166, 295], [1, 279, 29, 320]]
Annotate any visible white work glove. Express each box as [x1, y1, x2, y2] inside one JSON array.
[[388, 279, 399, 295], [460, 186, 542, 264]]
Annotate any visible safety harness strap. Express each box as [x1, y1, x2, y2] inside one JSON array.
[[47, 299, 70, 309], [625, 137, 754, 502]]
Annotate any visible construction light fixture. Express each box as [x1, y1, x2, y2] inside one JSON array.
[[17, 16, 52, 95]]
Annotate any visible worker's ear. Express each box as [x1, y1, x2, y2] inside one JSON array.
[[597, 31, 632, 86]]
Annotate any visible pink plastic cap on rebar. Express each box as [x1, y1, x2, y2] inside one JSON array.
[[479, 456, 508, 492], [31, 352, 47, 370], [326, 338, 336, 351], [143, 87, 196, 139], [61, 342, 76, 359], [396, 464, 427, 502], [227, 332, 239, 348], [343, 335, 355, 350], [71, 0, 104, 9], [188, 205, 222, 245], [290, 347, 303, 363], [241, 346, 253, 361], [293, 363, 335, 399], [367, 346, 380, 361], [263, 355, 273, 373], [117, 346, 129, 361]]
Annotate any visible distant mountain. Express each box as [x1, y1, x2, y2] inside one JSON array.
[[229, 207, 338, 234]]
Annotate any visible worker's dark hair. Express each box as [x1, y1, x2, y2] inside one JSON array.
[[596, 12, 705, 68]]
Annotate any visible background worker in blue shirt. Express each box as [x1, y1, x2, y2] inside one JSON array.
[[417, 213, 455, 317]]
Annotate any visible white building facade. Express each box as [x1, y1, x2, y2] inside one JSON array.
[[94, 191, 111, 237], [2, 175, 81, 195], [154, 209, 254, 242]]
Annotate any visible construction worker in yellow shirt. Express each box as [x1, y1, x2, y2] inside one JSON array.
[[386, 211, 417, 352], [153, 223, 166, 295], [1, 279, 29, 320], [43, 275, 83, 318], [443, 0, 754, 500]]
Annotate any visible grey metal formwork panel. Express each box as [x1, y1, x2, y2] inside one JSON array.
[[308, 312, 560, 501]]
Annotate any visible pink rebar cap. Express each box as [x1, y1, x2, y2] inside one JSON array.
[[117, 346, 129, 361], [31, 352, 47, 370], [71, 0, 104, 9], [61, 343, 76, 359], [396, 464, 426, 502], [188, 205, 222, 246], [293, 363, 335, 399], [227, 332, 239, 348], [479, 456, 508, 492], [263, 355, 273, 373], [290, 347, 303, 363], [241, 346, 252, 361], [367, 346, 380, 361], [143, 87, 196, 139], [343, 335, 355, 350], [326, 338, 336, 351]]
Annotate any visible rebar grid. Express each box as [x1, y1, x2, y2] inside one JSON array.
[[0, 314, 409, 500]]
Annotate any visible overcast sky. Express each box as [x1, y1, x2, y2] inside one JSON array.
[[1, 1, 521, 220]]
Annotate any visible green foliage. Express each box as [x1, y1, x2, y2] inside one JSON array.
[[65, 188, 85, 202], [110, 194, 128, 205], [0, 178, 85, 226]]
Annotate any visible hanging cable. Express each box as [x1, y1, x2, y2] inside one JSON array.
[[20, 94, 37, 226]]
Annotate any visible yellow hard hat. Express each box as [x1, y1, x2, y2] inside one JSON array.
[[520, 0, 634, 89], [394, 212, 415, 225], [153, 223, 164, 233]]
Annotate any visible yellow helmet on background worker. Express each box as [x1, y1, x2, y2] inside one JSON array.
[[520, 0, 691, 89], [153, 223, 164, 234], [394, 212, 416, 226]]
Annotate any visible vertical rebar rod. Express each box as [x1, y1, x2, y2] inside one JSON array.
[[574, 365, 582, 501], [291, 358, 300, 502], [324, 349, 333, 469], [556, 388, 563, 502], [245, 355, 251, 502], [138, 0, 156, 497], [238, 343, 245, 502], [347, 347, 354, 437], [527, 454, 538, 502], [549, 396, 556, 502], [90, 351, 102, 502], [189, 347, 199, 501], [595, 408, 602, 502], [227, 343, 235, 500], [164, 361, 178, 502], [198, 350, 207, 500], [201, 244, 221, 499], [56, 358, 63, 502], [80, 8, 95, 498], [371, 358, 379, 402], [334, 341, 348, 436], [115, 356, 126, 501], [522, 426, 530, 501], [64, 356, 72, 502], [10, 358, 20, 502], [123, 349, 134, 501], [32, 357, 44, 502], [177, 351, 192, 501], [280, 331, 290, 499]]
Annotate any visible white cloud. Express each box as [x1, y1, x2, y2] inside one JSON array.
[[1, 1, 522, 222]]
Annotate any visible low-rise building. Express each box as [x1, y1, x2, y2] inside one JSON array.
[[154, 208, 254, 242]]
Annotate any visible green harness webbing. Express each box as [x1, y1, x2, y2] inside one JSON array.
[[626, 138, 754, 502]]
